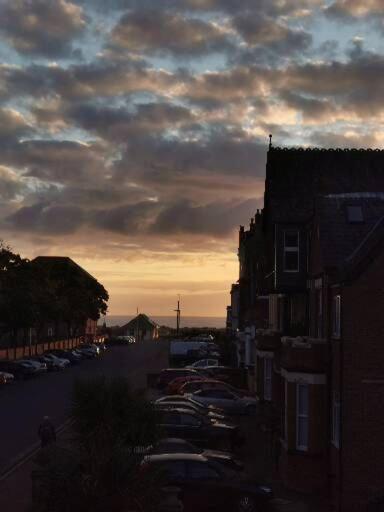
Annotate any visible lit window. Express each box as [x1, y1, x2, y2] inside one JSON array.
[[332, 391, 341, 448], [346, 205, 363, 223], [296, 384, 309, 451], [332, 295, 341, 338], [264, 358, 272, 401], [284, 231, 299, 272]]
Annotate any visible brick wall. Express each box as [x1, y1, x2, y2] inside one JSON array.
[[339, 249, 384, 512]]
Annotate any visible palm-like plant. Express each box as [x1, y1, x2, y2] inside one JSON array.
[[32, 377, 165, 512]]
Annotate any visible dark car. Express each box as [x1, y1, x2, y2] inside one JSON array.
[[30, 355, 60, 371], [0, 360, 36, 380], [157, 369, 202, 391], [156, 395, 225, 419], [141, 453, 273, 512], [147, 438, 244, 472], [202, 366, 247, 388], [156, 408, 242, 450], [154, 397, 229, 422], [47, 349, 81, 364]]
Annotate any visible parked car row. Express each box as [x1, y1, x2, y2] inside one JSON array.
[[148, 357, 273, 511], [0, 342, 106, 385]]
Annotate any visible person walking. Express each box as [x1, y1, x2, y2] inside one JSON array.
[[38, 416, 56, 448]]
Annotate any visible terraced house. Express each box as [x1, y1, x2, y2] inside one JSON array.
[[233, 145, 384, 512]]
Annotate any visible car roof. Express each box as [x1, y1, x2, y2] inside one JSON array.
[[158, 407, 200, 415], [145, 453, 207, 462], [156, 438, 190, 445]]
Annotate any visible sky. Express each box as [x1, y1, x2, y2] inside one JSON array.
[[0, 0, 383, 318]]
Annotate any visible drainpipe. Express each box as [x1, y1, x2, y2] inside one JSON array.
[[338, 288, 343, 512]]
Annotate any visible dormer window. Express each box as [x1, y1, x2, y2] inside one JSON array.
[[346, 205, 363, 223], [284, 230, 300, 272]]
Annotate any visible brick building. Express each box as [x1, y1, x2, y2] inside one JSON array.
[[233, 145, 384, 511]]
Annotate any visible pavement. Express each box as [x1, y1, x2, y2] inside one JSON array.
[[0, 342, 169, 512]]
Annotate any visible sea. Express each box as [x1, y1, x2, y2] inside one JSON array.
[[101, 315, 226, 329]]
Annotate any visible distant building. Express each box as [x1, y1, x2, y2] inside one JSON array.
[[119, 314, 159, 341], [232, 145, 384, 511]]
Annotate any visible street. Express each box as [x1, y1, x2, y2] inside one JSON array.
[[0, 342, 169, 475]]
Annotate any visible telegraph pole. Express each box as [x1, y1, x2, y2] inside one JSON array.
[[174, 295, 181, 336]]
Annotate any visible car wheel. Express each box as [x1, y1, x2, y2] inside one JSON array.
[[246, 405, 258, 416], [237, 495, 257, 512]]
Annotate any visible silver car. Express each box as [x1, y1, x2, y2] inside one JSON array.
[[188, 389, 258, 415]]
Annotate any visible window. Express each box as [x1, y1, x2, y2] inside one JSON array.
[[283, 380, 288, 441], [47, 327, 53, 337], [264, 358, 272, 401], [332, 295, 341, 338], [161, 413, 181, 425], [346, 205, 363, 223], [316, 289, 323, 338], [284, 231, 300, 272], [187, 462, 220, 480], [180, 414, 200, 426], [296, 384, 309, 451], [164, 461, 187, 480], [332, 391, 340, 448]]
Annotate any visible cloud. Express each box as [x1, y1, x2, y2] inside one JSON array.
[[6, 202, 85, 234], [151, 199, 259, 236], [0, 165, 25, 200], [325, 0, 384, 19], [0, 0, 86, 57], [110, 9, 233, 57], [233, 14, 312, 54]]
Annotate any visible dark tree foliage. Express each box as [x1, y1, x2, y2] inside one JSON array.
[[0, 242, 109, 347], [32, 377, 164, 512]]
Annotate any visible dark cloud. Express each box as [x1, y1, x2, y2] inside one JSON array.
[[280, 91, 337, 122], [0, 166, 25, 200], [67, 102, 193, 141], [151, 199, 259, 237], [90, 201, 160, 234], [0, 108, 33, 143], [0, 0, 86, 57], [6, 202, 85, 234], [233, 15, 312, 54], [110, 9, 233, 57]]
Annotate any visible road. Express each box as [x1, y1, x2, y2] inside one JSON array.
[[0, 342, 169, 474]]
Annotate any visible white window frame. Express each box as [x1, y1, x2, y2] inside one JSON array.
[[283, 230, 300, 273], [296, 383, 309, 451], [332, 295, 341, 338], [263, 358, 272, 401], [47, 327, 53, 336], [317, 289, 323, 338], [332, 391, 340, 448]]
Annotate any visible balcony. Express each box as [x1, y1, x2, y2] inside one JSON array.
[[280, 336, 327, 373], [255, 329, 281, 351]]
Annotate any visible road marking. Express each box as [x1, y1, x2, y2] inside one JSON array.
[[0, 418, 73, 483]]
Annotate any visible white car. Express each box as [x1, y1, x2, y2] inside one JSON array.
[[0, 371, 14, 383], [187, 359, 219, 369]]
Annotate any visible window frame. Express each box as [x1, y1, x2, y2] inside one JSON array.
[[283, 230, 300, 273], [263, 358, 272, 401], [332, 391, 340, 449], [296, 383, 309, 451], [332, 295, 341, 339]]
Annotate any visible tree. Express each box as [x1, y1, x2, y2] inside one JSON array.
[[32, 377, 164, 512]]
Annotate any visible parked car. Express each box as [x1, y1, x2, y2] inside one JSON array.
[[76, 345, 98, 359], [141, 453, 273, 512], [180, 379, 253, 398], [47, 349, 80, 364], [31, 355, 65, 371], [18, 359, 47, 374], [155, 396, 228, 421], [0, 371, 14, 384], [0, 360, 36, 379], [157, 368, 202, 391], [43, 353, 70, 369], [81, 343, 100, 354], [188, 389, 258, 416], [154, 400, 230, 423], [156, 407, 242, 450], [166, 375, 207, 395], [187, 359, 219, 369], [202, 366, 247, 388], [146, 438, 244, 472]]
